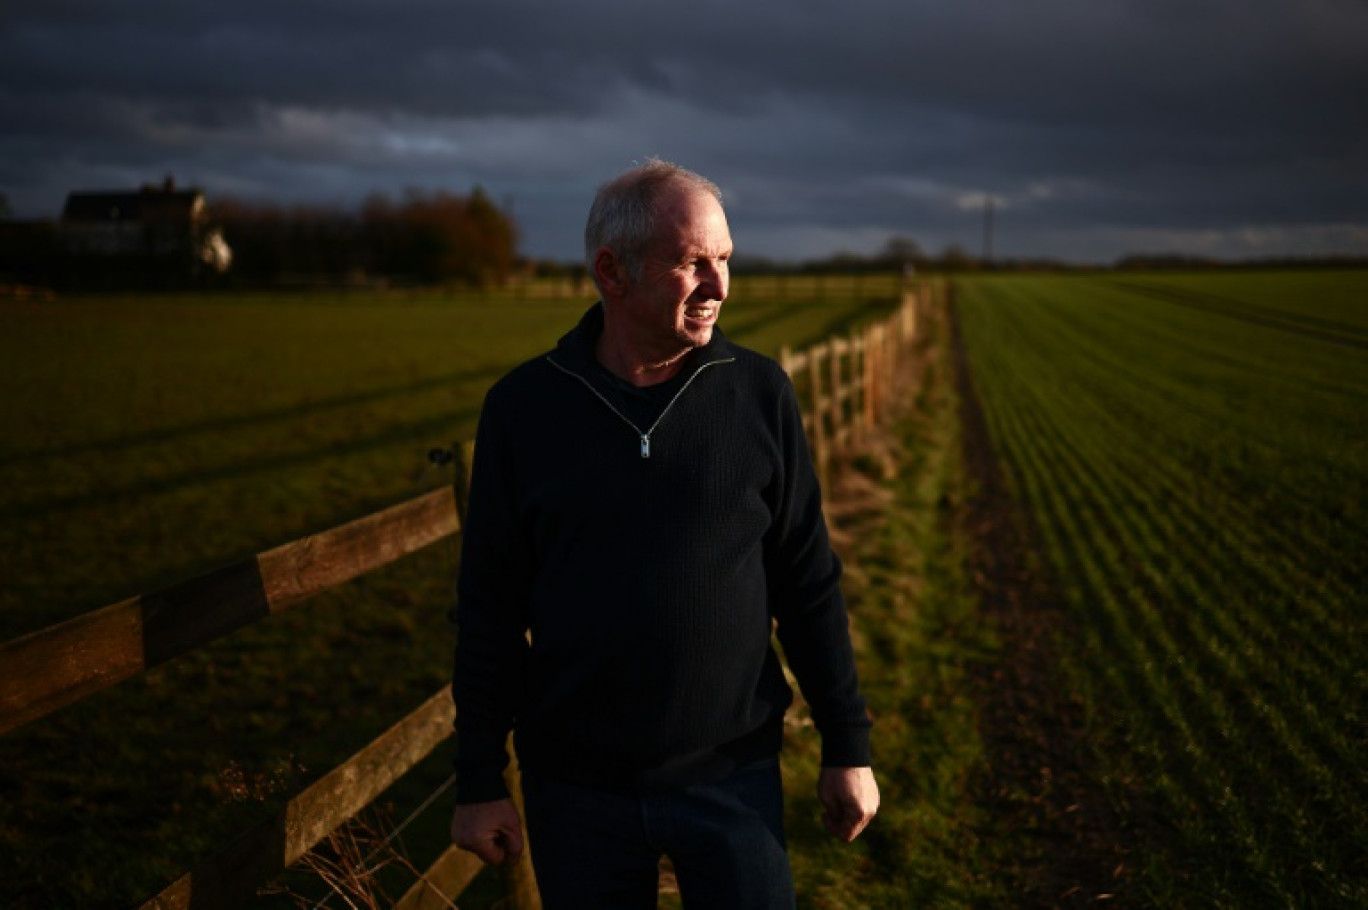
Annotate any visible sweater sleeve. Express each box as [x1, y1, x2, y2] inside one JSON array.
[[450, 386, 532, 803], [766, 375, 873, 768]]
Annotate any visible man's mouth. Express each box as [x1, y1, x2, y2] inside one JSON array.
[[685, 305, 717, 322]]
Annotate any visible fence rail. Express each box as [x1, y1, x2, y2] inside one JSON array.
[[0, 279, 927, 909], [0, 486, 461, 737], [142, 689, 462, 910], [782, 285, 922, 490]]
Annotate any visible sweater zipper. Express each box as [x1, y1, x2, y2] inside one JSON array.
[[546, 355, 735, 458]]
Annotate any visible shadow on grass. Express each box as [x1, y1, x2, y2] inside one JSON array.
[[1102, 278, 1368, 350], [0, 365, 504, 468], [724, 294, 899, 352], [813, 295, 902, 343], [948, 284, 1138, 907], [0, 402, 484, 522]]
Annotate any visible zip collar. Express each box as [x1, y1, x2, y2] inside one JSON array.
[[545, 303, 736, 458]]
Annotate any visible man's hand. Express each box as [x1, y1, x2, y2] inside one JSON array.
[[817, 766, 880, 842], [450, 798, 525, 865]]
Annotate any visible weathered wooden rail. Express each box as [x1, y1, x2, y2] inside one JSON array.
[[782, 285, 923, 490], [0, 280, 926, 909], [0, 446, 525, 909]]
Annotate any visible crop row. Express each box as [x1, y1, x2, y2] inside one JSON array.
[[955, 272, 1367, 907]]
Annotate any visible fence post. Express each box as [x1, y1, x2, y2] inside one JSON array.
[[862, 326, 876, 432], [452, 439, 476, 524], [809, 342, 829, 492], [829, 339, 845, 452], [850, 335, 863, 445], [886, 309, 897, 405]]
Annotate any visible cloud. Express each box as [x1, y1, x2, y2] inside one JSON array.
[[1021, 221, 1368, 263], [1, 0, 1366, 261]]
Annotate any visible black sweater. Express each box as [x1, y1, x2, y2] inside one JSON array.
[[451, 304, 871, 802]]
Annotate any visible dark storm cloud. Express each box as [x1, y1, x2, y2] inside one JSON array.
[[2, 0, 1366, 261]]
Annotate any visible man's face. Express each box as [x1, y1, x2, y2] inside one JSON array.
[[623, 186, 733, 358]]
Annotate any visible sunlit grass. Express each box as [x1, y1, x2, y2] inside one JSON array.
[[955, 270, 1368, 907], [782, 285, 1009, 908], [0, 279, 902, 908]]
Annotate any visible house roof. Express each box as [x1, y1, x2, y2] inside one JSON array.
[[62, 183, 206, 224]]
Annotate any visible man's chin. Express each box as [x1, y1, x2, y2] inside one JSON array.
[[679, 324, 714, 347], [681, 318, 722, 347]]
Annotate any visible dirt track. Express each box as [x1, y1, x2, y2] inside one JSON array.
[[948, 286, 1136, 907]]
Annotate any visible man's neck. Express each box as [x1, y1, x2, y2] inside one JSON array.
[[594, 332, 691, 387]]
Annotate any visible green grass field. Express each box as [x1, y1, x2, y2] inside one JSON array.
[[0, 275, 902, 908], [954, 271, 1367, 907], [7, 268, 1361, 908]]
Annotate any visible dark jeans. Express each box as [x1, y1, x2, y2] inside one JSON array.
[[521, 759, 796, 909]]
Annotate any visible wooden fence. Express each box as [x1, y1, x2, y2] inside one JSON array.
[[0, 280, 926, 909], [782, 285, 923, 491]]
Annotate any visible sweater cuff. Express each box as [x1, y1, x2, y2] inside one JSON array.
[[453, 759, 512, 804], [819, 723, 873, 768]]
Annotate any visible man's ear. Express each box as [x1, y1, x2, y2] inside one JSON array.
[[592, 247, 628, 296]]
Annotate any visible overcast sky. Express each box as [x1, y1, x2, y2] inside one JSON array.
[[3, 0, 1366, 264]]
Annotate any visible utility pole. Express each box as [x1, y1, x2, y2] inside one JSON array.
[[982, 196, 995, 265]]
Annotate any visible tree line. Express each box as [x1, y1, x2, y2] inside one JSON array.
[[215, 187, 517, 287], [734, 236, 986, 275], [0, 186, 520, 291]]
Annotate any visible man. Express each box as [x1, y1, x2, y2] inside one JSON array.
[[450, 159, 878, 908]]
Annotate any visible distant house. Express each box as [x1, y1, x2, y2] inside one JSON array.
[[60, 177, 232, 274]]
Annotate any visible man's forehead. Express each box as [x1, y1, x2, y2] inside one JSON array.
[[651, 189, 731, 252]]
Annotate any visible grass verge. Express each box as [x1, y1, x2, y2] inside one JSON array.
[[782, 283, 1011, 908]]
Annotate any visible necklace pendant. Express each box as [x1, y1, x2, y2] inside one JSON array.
[[640, 435, 651, 458]]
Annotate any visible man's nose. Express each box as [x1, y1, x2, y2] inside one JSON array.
[[698, 261, 728, 300]]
